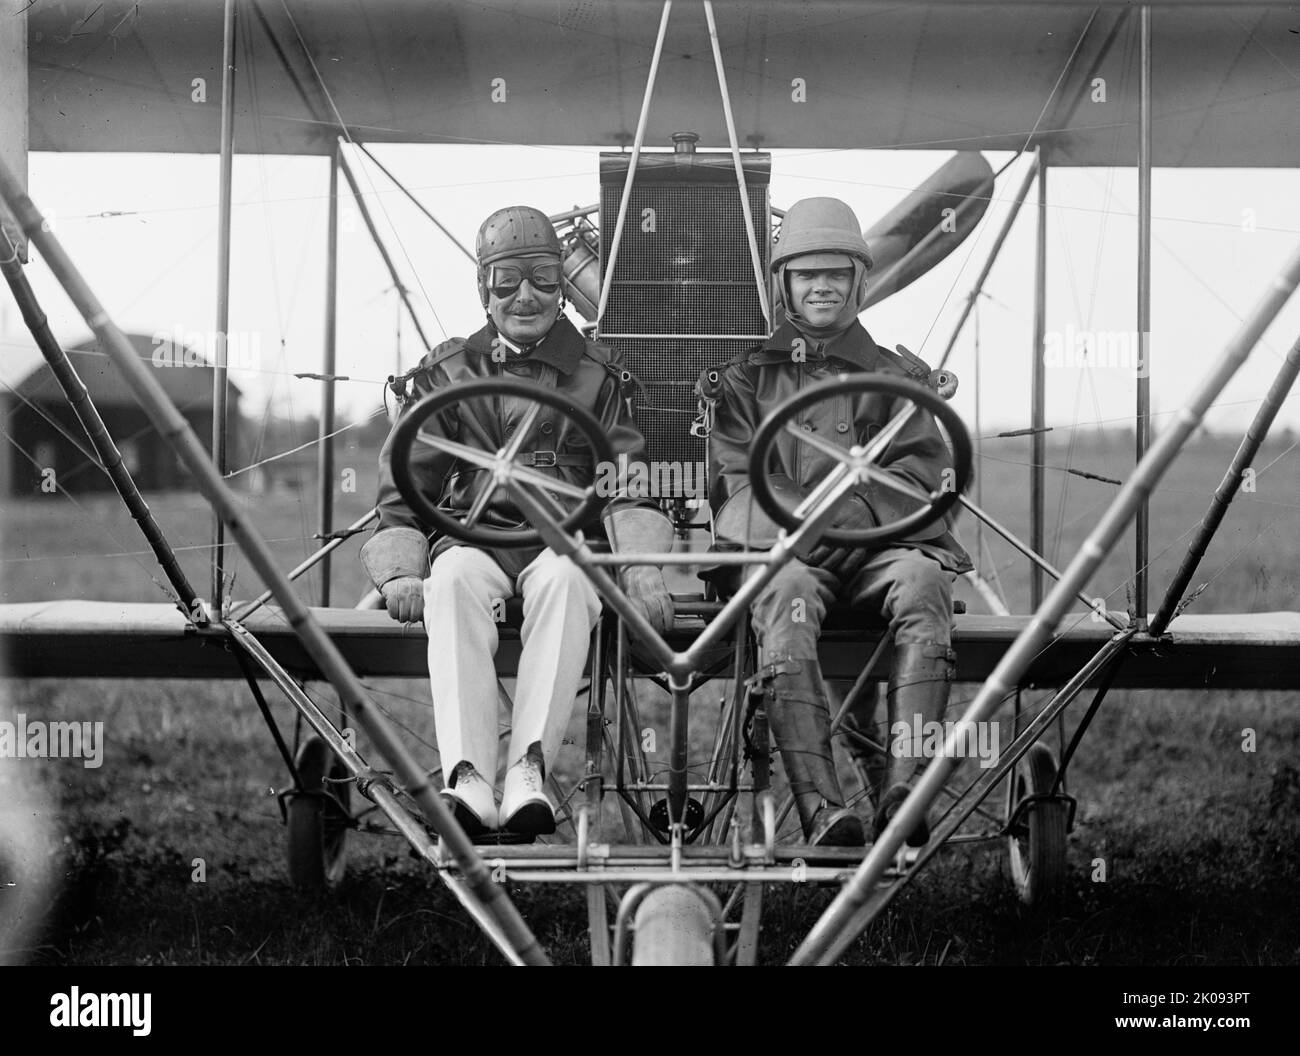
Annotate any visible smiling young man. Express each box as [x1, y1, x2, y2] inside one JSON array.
[[702, 197, 972, 847], [361, 206, 673, 839]]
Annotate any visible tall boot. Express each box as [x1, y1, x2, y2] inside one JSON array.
[[841, 683, 886, 806], [874, 642, 955, 847], [763, 659, 865, 847]]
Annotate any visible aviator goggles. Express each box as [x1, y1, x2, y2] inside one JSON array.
[[487, 261, 563, 298]]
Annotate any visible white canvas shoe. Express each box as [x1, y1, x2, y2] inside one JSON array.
[[500, 742, 555, 837], [441, 761, 499, 837]]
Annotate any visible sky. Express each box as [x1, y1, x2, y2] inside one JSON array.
[[5, 144, 1300, 451]]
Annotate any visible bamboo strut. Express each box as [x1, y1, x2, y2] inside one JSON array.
[[0, 161, 550, 967], [790, 240, 1300, 966], [0, 241, 205, 624], [1148, 335, 1300, 637]]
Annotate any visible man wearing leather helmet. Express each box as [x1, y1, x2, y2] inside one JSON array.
[[703, 197, 971, 847], [361, 205, 674, 839]]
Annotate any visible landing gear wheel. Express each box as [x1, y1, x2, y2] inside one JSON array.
[[747, 374, 972, 547], [286, 735, 352, 891], [1007, 743, 1068, 906], [631, 886, 718, 965], [388, 377, 615, 549]]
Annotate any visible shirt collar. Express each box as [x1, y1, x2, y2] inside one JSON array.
[[763, 316, 882, 370], [464, 315, 587, 375]]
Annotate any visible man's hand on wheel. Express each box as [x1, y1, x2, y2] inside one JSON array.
[[381, 576, 425, 623], [808, 491, 877, 580]]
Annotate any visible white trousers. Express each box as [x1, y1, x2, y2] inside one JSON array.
[[423, 546, 601, 786]]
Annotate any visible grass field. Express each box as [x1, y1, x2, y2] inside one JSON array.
[[2, 431, 1299, 965]]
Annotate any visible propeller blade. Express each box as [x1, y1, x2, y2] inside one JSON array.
[[861, 151, 995, 309]]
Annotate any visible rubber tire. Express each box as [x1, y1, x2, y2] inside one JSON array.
[[631, 886, 717, 966], [287, 735, 351, 891], [1007, 743, 1068, 906]]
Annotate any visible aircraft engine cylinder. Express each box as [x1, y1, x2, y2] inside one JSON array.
[[560, 225, 600, 321]]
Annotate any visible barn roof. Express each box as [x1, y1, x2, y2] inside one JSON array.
[[0, 332, 240, 410]]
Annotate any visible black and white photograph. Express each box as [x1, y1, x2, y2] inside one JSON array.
[[1, 0, 1297, 1001]]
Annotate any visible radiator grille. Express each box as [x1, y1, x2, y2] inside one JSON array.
[[616, 338, 750, 477], [598, 151, 771, 497]]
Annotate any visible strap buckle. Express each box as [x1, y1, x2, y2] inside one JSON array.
[[524, 451, 557, 468]]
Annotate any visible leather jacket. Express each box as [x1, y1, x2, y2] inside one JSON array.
[[373, 316, 655, 577], [704, 318, 973, 574]]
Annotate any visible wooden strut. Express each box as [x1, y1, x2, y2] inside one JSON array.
[[0, 241, 206, 625], [318, 142, 339, 607], [212, 0, 237, 614], [0, 159, 551, 968]]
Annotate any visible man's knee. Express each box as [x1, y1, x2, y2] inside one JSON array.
[[749, 559, 827, 652], [752, 560, 826, 612], [424, 546, 503, 607], [884, 557, 953, 643], [520, 551, 601, 618]]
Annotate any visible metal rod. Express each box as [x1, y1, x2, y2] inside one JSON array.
[[1030, 145, 1048, 608], [230, 507, 378, 622], [229, 640, 300, 786], [354, 142, 476, 265], [1149, 335, 1300, 636], [1134, 4, 1153, 629], [0, 162, 551, 967], [318, 142, 339, 607], [337, 142, 435, 355], [585, 551, 770, 567], [937, 155, 1039, 369], [212, 0, 238, 614], [958, 495, 1127, 631], [548, 204, 600, 224], [596, 0, 672, 325], [810, 630, 1136, 966], [225, 621, 525, 964], [668, 679, 691, 822], [598, 333, 769, 341], [703, 0, 772, 330], [790, 238, 1300, 966], [1053, 649, 1127, 791], [0, 245, 205, 624]]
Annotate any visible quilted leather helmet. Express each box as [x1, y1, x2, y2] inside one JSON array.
[[476, 206, 562, 306]]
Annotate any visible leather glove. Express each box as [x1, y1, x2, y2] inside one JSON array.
[[380, 575, 425, 623], [808, 491, 878, 580], [606, 506, 675, 640], [360, 526, 429, 588], [622, 566, 673, 636]]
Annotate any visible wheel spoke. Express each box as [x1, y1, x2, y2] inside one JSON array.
[[782, 420, 856, 466], [502, 402, 544, 462], [462, 476, 499, 528], [859, 403, 918, 465], [792, 462, 853, 519], [859, 462, 932, 504], [413, 432, 499, 471], [510, 462, 592, 500]]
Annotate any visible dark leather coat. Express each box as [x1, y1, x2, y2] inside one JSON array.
[[373, 316, 654, 577], [705, 318, 972, 574]]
